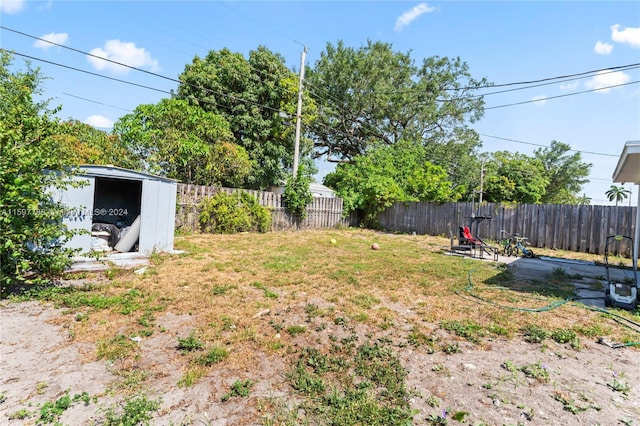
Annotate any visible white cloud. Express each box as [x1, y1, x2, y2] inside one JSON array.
[[584, 70, 631, 93], [0, 0, 26, 14], [611, 24, 640, 48], [33, 32, 69, 50], [394, 3, 436, 32], [87, 40, 159, 74], [594, 41, 613, 55], [37, 0, 53, 11], [559, 81, 579, 91], [84, 115, 114, 129], [531, 95, 547, 106]]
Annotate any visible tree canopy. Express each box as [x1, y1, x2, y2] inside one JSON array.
[[54, 119, 137, 169], [480, 141, 591, 205], [0, 52, 79, 286], [482, 151, 549, 204], [535, 141, 591, 204], [306, 39, 487, 199], [176, 46, 317, 189], [324, 141, 459, 225], [113, 98, 251, 187]]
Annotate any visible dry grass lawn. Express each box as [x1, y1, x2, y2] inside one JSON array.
[[2, 229, 639, 425]]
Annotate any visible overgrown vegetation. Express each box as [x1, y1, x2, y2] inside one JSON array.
[[198, 191, 271, 233], [103, 395, 161, 426], [0, 52, 81, 288], [279, 339, 415, 425], [282, 166, 314, 220]]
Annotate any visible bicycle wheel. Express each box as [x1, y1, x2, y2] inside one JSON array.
[[506, 245, 514, 257], [524, 249, 534, 258]]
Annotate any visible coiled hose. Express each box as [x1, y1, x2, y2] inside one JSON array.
[[459, 269, 640, 347]]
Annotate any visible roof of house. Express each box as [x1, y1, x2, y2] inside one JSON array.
[[612, 141, 640, 184]]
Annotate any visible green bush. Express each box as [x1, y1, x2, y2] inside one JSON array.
[[283, 166, 314, 220], [0, 52, 82, 288], [198, 191, 271, 234]]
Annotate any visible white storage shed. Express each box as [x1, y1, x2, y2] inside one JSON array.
[[56, 165, 177, 255]]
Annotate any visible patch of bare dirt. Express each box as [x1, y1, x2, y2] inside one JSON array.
[[2, 296, 639, 425]]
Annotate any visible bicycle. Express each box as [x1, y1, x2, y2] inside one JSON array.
[[499, 230, 512, 256], [509, 234, 535, 258]]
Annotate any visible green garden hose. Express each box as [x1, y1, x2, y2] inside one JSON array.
[[460, 269, 640, 346]]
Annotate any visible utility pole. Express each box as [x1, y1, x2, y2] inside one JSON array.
[[479, 159, 485, 205], [292, 46, 307, 178], [476, 158, 485, 217]]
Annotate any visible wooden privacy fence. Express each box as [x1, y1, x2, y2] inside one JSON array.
[[378, 201, 637, 255], [176, 183, 353, 232]]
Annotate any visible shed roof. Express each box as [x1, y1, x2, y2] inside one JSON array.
[[78, 165, 176, 183], [612, 141, 640, 184]]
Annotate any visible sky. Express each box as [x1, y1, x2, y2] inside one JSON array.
[[1, 0, 639, 206]]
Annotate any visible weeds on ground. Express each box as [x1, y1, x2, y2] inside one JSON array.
[[97, 335, 138, 361], [221, 379, 255, 402], [440, 319, 485, 343], [608, 372, 631, 396], [283, 337, 416, 425], [286, 324, 307, 336], [103, 394, 160, 426], [176, 332, 203, 352], [251, 281, 279, 299], [551, 390, 600, 414], [196, 346, 229, 366], [522, 324, 581, 349], [7, 390, 93, 424]]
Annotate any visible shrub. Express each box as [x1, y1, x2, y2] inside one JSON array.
[[283, 166, 314, 220], [0, 52, 83, 288], [198, 191, 271, 234]]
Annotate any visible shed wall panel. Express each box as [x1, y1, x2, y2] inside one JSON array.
[[58, 176, 95, 254]]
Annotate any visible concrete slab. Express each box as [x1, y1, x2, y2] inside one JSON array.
[[506, 256, 637, 309], [68, 252, 150, 272], [67, 250, 185, 273]]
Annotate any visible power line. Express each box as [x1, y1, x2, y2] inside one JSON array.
[[62, 92, 132, 112], [7, 50, 245, 114], [215, 1, 307, 48], [479, 133, 620, 157], [371, 63, 640, 95], [484, 80, 640, 110], [449, 64, 640, 99], [8, 50, 172, 94], [457, 62, 640, 91], [1, 26, 287, 115]]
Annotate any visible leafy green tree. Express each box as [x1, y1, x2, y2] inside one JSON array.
[[0, 52, 79, 287], [306, 40, 487, 197], [177, 46, 317, 189], [53, 119, 137, 168], [605, 185, 631, 206], [113, 98, 251, 187], [535, 141, 591, 204], [483, 151, 549, 204], [324, 141, 459, 226]]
